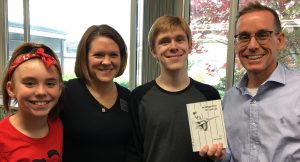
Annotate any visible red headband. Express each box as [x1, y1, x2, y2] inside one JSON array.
[[8, 48, 58, 78]]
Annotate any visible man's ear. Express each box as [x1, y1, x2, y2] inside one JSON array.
[[234, 40, 239, 55], [276, 32, 285, 50], [6, 81, 16, 98]]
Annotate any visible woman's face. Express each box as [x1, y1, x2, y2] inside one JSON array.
[[88, 36, 121, 84]]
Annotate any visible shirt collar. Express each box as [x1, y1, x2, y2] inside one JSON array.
[[236, 63, 287, 89]]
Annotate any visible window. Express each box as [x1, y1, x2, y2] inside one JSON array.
[[8, 0, 24, 57], [189, 0, 230, 98], [4, 0, 300, 93], [7, 0, 132, 88]]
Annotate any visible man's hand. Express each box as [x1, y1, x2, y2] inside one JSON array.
[[199, 143, 225, 161]]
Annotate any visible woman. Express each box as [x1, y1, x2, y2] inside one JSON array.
[[60, 25, 132, 161]]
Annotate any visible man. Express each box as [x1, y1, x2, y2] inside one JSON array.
[[201, 2, 300, 162], [129, 15, 223, 162]]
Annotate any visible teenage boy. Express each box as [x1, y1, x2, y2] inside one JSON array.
[[129, 15, 223, 162]]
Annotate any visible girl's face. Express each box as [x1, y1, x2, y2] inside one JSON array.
[[88, 36, 121, 84], [7, 59, 62, 118]]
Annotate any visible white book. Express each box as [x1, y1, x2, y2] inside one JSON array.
[[186, 99, 228, 152]]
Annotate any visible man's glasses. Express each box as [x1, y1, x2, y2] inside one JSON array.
[[234, 30, 277, 47]]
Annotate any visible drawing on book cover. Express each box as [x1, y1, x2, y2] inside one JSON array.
[[186, 99, 228, 152], [193, 112, 218, 131]]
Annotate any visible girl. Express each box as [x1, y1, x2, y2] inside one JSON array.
[[0, 42, 64, 161]]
